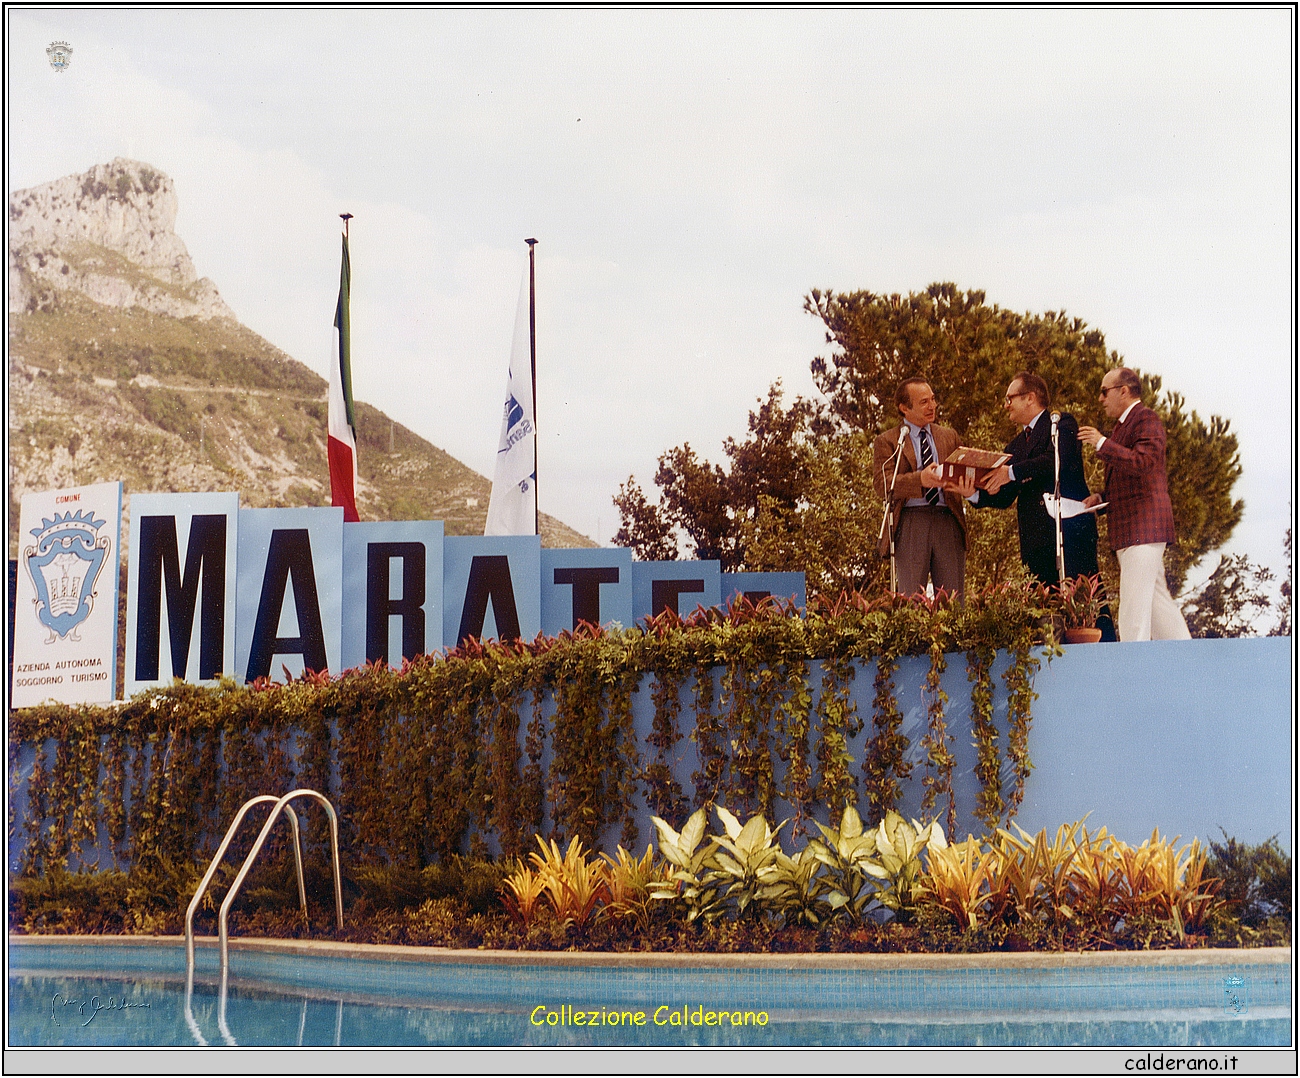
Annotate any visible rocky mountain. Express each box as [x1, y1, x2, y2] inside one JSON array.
[[8, 158, 594, 558]]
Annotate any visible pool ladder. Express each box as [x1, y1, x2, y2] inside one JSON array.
[[184, 789, 344, 1046]]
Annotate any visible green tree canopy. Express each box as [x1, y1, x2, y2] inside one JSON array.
[[617, 282, 1244, 597], [613, 385, 817, 571]]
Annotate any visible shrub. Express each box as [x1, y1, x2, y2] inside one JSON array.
[[1206, 831, 1292, 927]]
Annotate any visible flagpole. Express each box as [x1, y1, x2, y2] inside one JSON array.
[[526, 237, 538, 537]]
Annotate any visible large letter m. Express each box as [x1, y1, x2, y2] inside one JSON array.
[[135, 514, 227, 681]]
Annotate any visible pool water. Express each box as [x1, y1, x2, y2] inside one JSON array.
[[7, 940, 1291, 1048]]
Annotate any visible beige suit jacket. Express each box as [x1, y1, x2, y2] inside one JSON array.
[[872, 423, 969, 558]]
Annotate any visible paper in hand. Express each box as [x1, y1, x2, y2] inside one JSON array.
[[1042, 494, 1107, 520]]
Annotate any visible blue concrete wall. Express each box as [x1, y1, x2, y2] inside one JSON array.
[[1011, 637, 1293, 852], [8, 638, 1291, 873]]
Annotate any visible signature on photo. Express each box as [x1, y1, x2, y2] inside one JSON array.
[[50, 992, 151, 1027]]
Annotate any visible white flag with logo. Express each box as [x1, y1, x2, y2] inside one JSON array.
[[484, 268, 536, 535]]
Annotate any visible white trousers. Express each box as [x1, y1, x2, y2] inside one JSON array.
[[1115, 542, 1192, 642]]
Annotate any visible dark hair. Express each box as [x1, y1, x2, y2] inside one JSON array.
[[895, 377, 931, 411], [1012, 370, 1050, 409], [1112, 368, 1143, 397]]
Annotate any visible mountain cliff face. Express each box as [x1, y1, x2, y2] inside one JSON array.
[[9, 158, 234, 322], [7, 159, 593, 557]]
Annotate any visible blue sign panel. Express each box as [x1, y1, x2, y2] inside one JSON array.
[[342, 520, 444, 670], [631, 559, 721, 623], [235, 507, 344, 684], [125, 491, 239, 695], [540, 547, 633, 635], [721, 571, 806, 611], [443, 535, 541, 648]]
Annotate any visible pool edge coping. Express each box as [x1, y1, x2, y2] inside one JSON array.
[[8, 934, 1293, 972]]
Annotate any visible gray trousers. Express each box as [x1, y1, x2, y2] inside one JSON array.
[[894, 506, 966, 599]]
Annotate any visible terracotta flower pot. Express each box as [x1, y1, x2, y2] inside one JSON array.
[[1063, 627, 1103, 644]]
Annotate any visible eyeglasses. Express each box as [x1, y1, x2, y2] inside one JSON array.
[[1004, 392, 1030, 404], [1099, 385, 1124, 397]]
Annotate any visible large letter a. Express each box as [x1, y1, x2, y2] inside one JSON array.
[[457, 555, 521, 646], [246, 529, 328, 681]]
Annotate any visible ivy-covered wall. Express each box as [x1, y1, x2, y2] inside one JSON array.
[[20, 587, 1287, 878], [9, 589, 1057, 873]]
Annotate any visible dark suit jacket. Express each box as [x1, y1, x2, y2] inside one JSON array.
[[872, 423, 968, 558], [1097, 402, 1177, 550], [973, 412, 1098, 582]]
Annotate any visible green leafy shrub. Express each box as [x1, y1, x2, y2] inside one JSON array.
[[1207, 831, 1292, 927], [649, 808, 727, 925], [808, 805, 882, 922], [122, 384, 195, 437]]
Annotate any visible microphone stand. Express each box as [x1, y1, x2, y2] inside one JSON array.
[[1051, 412, 1066, 584], [878, 428, 907, 593]]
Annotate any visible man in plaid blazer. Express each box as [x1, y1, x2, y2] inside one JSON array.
[[1079, 368, 1190, 642]]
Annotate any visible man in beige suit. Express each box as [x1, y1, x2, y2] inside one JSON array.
[[872, 378, 970, 598]]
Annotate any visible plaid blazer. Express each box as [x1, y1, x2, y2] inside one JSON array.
[[1097, 402, 1176, 550], [872, 422, 968, 558]]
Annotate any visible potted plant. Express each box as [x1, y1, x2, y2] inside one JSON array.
[[1057, 574, 1105, 644]]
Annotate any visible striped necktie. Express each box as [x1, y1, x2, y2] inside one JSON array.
[[918, 428, 942, 506]]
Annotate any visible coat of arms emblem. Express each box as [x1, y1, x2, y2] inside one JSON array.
[[46, 41, 73, 72], [24, 510, 110, 643]]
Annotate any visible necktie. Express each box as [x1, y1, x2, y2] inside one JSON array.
[[918, 429, 942, 506]]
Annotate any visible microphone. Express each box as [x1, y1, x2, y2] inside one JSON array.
[[880, 427, 905, 469], [1051, 411, 1061, 428]]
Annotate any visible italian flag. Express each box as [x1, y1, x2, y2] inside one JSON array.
[[328, 232, 360, 522]]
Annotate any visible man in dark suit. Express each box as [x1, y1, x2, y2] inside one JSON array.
[[972, 372, 1116, 640], [1079, 368, 1190, 642], [872, 377, 969, 598]]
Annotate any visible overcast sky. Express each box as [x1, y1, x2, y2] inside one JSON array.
[[7, 8, 1294, 593]]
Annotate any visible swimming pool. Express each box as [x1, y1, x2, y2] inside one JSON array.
[[7, 937, 1291, 1047]]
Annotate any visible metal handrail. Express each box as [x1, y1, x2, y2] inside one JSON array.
[[185, 794, 307, 973], [184, 793, 308, 1045], [212, 790, 344, 1045], [219, 789, 344, 972]]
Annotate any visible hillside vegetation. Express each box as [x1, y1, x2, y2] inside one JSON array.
[[8, 283, 591, 556]]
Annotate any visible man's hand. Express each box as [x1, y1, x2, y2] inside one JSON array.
[[1083, 493, 1102, 509], [919, 463, 944, 488], [1078, 425, 1103, 448], [943, 471, 977, 498], [980, 465, 1012, 494]]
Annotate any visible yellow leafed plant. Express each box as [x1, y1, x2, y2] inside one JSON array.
[[600, 844, 671, 932], [922, 837, 997, 929], [1110, 830, 1223, 934], [1070, 822, 1126, 918], [530, 835, 610, 929], [500, 858, 548, 929], [990, 820, 1082, 925]]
